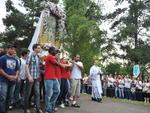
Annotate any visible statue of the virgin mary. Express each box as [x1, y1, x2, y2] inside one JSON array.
[[28, 0, 66, 51]]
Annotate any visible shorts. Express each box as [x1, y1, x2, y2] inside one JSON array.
[[70, 79, 81, 97]]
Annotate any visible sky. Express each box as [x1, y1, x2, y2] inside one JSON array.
[[0, 0, 118, 32], [0, 0, 6, 32], [0, 0, 130, 64], [0, 0, 27, 32]]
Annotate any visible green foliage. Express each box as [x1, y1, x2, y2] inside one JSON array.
[[105, 63, 121, 75], [63, 0, 103, 72], [1, 0, 47, 47], [127, 45, 150, 64], [120, 64, 133, 75], [107, 0, 150, 70], [105, 63, 133, 75]]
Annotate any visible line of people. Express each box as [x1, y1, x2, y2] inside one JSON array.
[[102, 74, 150, 103], [0, 44, 84, 113]]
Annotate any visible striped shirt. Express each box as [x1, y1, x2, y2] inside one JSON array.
[[26, 52, 41, 79]]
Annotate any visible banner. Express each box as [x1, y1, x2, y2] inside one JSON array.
[[133, 64, 140, 78]]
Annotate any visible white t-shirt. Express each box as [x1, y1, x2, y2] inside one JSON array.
[[136, 81, 142, 90], [71, 61, 83, 79], [107, 77, 114, 87], [143, 82, 150, 93], [19, 58, 27, 80], [119, 79, 125, 88], [124, 78, 131, 88]]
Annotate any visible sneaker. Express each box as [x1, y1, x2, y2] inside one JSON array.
[[53, 107, 58, 112], [9, 105, 13, 110], [69, 96, 73, 101], [60, 103, 65, 108], [24, 109, 30, 113], [71, 103, 80, 108], [30, 102, 34, 107], [37, 109, 43, 113], [65, 101, 70, 107]]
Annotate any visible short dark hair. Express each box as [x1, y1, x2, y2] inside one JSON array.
[[48, 46, 56, 56], [6, 44, 16, 49], [21, 49, 29, 56], [32, 44, 40, 50]]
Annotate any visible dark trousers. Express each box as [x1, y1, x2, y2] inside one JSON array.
[[107, 86, 115, 97], [14, 80, 26, 106], [136, 89, 143, 101], [24, 79, 40, 111], [124, 88, 131, 100], [40, 74, 45, 101], [57, 79, 69, 104]]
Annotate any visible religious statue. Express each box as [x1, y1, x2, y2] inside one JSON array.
[[28, 0, 66, 51]]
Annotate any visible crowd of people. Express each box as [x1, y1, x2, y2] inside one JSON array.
[[81, 74, 150, 103], [0, 44, 84, 113], [102, 75, 150, 103], [0, 43, 150, 113]]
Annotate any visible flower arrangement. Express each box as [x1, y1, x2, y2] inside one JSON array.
[[41, 1, 66, 39]]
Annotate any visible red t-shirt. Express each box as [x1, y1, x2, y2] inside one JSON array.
[[61, 60, 71, 79], [55, 65, 62, 79], [44, 54, 57, 80]]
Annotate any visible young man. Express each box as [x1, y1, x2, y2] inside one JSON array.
[[70, 54, 83, 108], [44, 47, 65, 113], [57, 57, 71, 108], [17, 49, 29, 106], [25, 44, 43, 113], [0, 44, 19, 113]]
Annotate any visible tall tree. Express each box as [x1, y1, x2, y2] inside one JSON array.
[[1, 0, 46, 47], [107, 0, 150, 64], [63, 0, 104, 72]]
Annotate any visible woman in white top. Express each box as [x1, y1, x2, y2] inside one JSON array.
[[107, 74, 115, 97], [136, 77, 143, 101], [118, 76, 125, 99], [89, 60, 103, 102]]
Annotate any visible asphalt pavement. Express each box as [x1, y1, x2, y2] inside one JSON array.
[[8, 94, 150, 113]]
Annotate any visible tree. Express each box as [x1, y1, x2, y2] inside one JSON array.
[[105, 63, 121, 75], [106, 0, 150, 65], [1, 0, 46, 47], [63, 0, 104, 72], [120, 64, 133, 75]]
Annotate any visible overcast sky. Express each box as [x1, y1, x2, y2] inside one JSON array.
[[0, 0, 119, 32], [0, 0, 27, 32], [0, 0, 6, 32]]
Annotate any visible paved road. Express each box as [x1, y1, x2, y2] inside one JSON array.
[[8, 94, 150, 113]]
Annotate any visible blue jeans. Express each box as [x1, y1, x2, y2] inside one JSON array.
[[44, 79, 60, 113], [119, 87, 124, 98], [115, 87, 119, 98], [0, 81, 16, 113]]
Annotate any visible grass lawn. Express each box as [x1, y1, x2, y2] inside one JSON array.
[[106, 97, 150, 106]]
